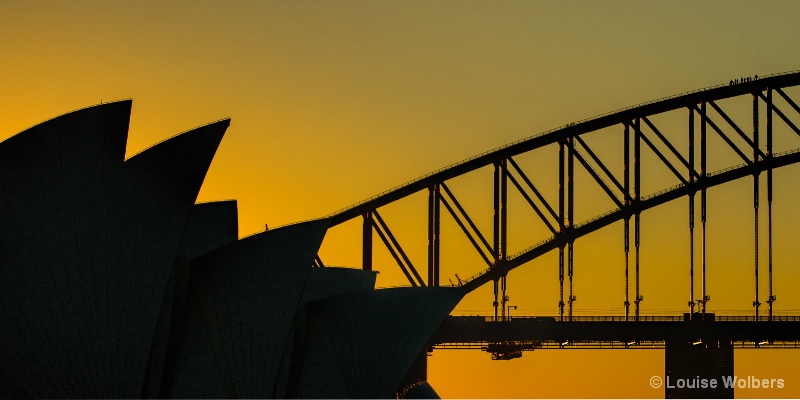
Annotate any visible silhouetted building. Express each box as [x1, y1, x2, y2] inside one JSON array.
[[0, 101, 464, 398]]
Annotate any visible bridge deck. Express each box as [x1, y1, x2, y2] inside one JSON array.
[[431, 315, 800, 350]]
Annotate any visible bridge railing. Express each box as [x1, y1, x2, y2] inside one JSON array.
[[774, 147, 800, 158], [452, 267, 491, 287], [716, 315, 800, 322], [482, 315, 800, 322], [488, 315, 685, 322], [432, 340, 800, 350]]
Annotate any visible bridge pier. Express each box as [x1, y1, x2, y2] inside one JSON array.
[[665, 339, 733, 399]]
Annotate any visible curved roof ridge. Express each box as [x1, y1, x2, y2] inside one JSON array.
[[125, 118, 230, 161], [194, 199, 238, 205], [1, 99, 132, 144]]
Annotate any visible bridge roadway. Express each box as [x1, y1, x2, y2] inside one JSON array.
[[430, 314, 800, 350], [421, 314, 800, 397]]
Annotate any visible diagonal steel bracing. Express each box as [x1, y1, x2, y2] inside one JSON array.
[[507, 157, 559, 221], [322, 72, 800, 319]]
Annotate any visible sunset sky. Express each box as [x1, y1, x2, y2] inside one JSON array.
[[3, 1, 800, 397]]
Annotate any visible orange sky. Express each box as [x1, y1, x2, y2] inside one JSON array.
[[3, 1, 800, 397]]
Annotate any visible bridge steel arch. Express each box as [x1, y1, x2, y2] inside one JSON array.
[[322, 71, 800, 321]]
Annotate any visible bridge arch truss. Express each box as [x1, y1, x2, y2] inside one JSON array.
[[318, 71, 800, 322]]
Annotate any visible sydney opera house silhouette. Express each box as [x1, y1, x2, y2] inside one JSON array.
[[0, 100, 463, 398]]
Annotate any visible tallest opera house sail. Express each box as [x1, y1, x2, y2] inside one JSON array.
[[0, 101, 228, 397]]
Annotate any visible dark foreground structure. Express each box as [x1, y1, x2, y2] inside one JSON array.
[[0, 101, 464, 398]]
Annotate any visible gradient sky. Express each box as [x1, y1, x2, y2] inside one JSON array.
[[3, 1, 800, 398]]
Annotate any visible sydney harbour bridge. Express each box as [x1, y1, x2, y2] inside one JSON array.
[[315, 71, 800, 398]]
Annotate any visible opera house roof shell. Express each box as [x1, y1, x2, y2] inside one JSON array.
[[0, 101, 465, 399]]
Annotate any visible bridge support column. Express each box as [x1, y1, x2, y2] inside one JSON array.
[[624, 122, 631, 320], [428, 185, 440, 286], [559, 140, 566, 321], [492, 159, 509, 320], [568, 242, 574, 320], [558, 246, 565, 320], [766, 88, 776, 320], [700, 101, 709, 317], [363, 211, 373, 271], [634, 117, 642, 320], [567, 137, 575, 320], [501, 158, 508, 321], [665, 339, 733, 399], [624, 219, 630, 320], [753, 93, 761, 318], [689, 107, 696, 317]]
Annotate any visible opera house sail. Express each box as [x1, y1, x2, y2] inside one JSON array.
[[0, 101, 464, 399]]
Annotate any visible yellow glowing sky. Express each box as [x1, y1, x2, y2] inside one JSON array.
[[3, 1, 800, 398]]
